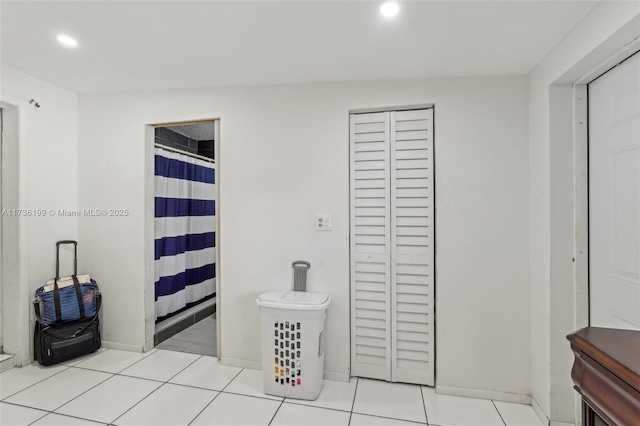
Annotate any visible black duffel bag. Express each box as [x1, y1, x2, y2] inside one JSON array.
[[33, 297, 101, 366]]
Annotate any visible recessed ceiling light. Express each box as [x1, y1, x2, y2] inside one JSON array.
[[57, 34, 78, 48], [380, 1, 400, 18]]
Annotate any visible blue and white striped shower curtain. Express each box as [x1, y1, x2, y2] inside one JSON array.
[[154, 147, 216, 323]]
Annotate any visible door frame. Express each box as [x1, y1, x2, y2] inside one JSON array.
[[572, 47, 640, 330], [144, 118, 221, 359], [1, 107, 3, 354], [546, 31, 640, 424], [582, 50, 640, 330], [0, 95, 32, 366]]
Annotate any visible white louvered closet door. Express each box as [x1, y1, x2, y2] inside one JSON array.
[[390, 109, 434, 385], [350, 112, 392, 381], [350, 108, 434, 386]]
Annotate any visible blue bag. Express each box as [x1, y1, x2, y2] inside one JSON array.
[[35, 279, 99, 326]]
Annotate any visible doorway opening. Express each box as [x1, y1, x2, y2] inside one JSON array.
[[0, 107, 3, 357], [587, 50, 640, 330], [0, 99, 25, 370], [150, 120, 220, 357]]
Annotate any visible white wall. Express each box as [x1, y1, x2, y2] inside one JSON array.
[[528, 2, 640, 423], [78, 75, 530, 394], [0, 64, 79, 364]]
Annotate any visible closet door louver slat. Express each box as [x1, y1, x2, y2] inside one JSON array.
[[350, 112, 391, 381], [391, 109, 434, 385]]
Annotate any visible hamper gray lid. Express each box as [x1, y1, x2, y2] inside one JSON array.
[[256, 291, 330, 310]]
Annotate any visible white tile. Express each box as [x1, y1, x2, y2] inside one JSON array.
[[169, 356, 241, 391], [113, 383, 217, 426], [62, 347, 108, 366], [4, 368, 111, 411], [349, 413, 427, 426], [31, 413, 106, 426], [494, 401, 544, 426], [118, 349, 200, 382], [286, 378, 357, 412], [270, 402, 351, 426], [73, 348, 156, 373], [174, 327, 214, 344], [352, 379, 426, 423], [191, 392, 281, 426], [156, 343, 187, 353], [193, 318, 216, 330], [0, 363, 68, 400], [422, 388, 504, 426], [183, 342, 216, 356], [0, 402, 48, 425], [56, 375, 162, 424], [169, 329, 193, 342], [158, 338, 193, 350], [224, 368, 283, 401]]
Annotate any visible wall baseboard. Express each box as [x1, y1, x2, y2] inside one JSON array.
[[220, 357, 262, 370], [144, 339, 155, 352], [531, 396, 550, 426], [529, 398, 573, 426], [102, 341, 145, 353], [436, 385, 531, 405], [0, 355, 16, 373], [324, 371, 349, 382]]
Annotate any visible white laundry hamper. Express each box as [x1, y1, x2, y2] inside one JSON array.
[[256, 291, 331, 400]]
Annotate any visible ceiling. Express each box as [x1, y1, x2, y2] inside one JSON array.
[[1, 0, 601, 94]]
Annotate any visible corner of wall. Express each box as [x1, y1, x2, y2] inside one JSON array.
[[1, 64, 80, 365], [531, 396, 550, 426], [527, 2, 640, 423]]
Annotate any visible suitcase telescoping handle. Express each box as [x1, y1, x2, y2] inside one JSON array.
[[52, 240, 85, 323], [56, 240, 78, 280]]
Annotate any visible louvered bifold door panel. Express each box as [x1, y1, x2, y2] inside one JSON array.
[[390, 109, 434, 385], [350, 112, 392, 381]]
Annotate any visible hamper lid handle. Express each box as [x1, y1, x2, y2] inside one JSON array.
[[292, 260, 310, 270]]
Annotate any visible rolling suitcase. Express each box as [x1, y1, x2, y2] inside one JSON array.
[[33, 240, 102, 366]]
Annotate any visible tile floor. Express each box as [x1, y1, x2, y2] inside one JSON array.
[[156, 315, 216, 356], [0, 348, 544, 426]]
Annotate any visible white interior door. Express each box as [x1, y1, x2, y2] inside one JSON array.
[[589, 52, 640, 330], [350, 108, 434, 385]]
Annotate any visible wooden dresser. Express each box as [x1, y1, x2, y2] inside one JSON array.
[[567, 327, 640, 426]]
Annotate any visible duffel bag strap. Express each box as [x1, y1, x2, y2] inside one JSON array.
[[72, 314, 98, 337], [43, 314, 99, 339], [72, 275, 86, 319], [52, 279, 63, 323], [33, 299, 43, 323]]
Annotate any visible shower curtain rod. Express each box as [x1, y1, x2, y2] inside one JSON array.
[[155, 143, 215, 163]]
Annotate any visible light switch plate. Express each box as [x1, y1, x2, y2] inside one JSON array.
[[315, 213, 332, 231]]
